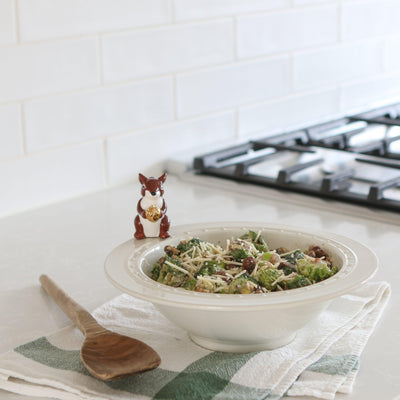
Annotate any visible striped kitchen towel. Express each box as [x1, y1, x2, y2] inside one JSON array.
[[0, 281, 390, 400]]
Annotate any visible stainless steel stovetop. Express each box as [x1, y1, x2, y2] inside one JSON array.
[[191, 102, 400, 214], [167, 102, 400, 226]]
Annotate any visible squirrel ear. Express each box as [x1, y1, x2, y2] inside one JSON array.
[[158, 172, 167, 183], [138, 173, 147, 185]]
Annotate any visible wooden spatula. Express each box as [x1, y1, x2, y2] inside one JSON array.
[[39, 274, 161, 381]]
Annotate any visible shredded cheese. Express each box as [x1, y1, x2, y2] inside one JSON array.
[[234, 270, 247, 279], [164, 260, 194, 278], [151, 231, 337, 294]]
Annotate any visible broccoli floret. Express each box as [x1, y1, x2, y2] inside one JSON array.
[[195, 260, 225, 277], [239, 230, 257, 242], [167, 274, 188, 287], [182, 278, 197, 291], [281, 249, 305, 265], [156, 255, 185, 285], [256, 268, 282, 290], [239, 230, 269, 252], [279, 264, 297, 275], [297, 258, 335, 283], [230, 248, 250, 262], [281, 274, 310, 290], [176, 238, 202, 254], [151, 262, 162, 280], [163, 255, 183, 269], [228, 273, 259, 294]]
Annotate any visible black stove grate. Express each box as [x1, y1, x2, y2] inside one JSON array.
[[193, 103, 400, 212]]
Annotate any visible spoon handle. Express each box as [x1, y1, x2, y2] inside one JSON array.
[[39, 274, 100, 336]]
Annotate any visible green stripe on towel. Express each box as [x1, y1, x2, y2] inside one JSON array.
[[307, 354, 360, 376], [15, 337, 178, 396], [212, 381, 275, 400], [154, 351, 259, 400], [15, 337, 89, 376], [15, 337, 269, 400]]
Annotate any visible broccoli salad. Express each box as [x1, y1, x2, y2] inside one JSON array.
[[150, 231, 338, 294]]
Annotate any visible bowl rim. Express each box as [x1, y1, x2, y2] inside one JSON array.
[[104, 222, 378, 310]]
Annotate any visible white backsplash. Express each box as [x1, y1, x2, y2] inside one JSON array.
[[1, 0, 400, 217]]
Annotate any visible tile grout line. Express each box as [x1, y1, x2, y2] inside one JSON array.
[[2, 16, 235, 48], [335, 2, 345, 123], [337, 1, 342, 43], [1, 67, 395, 112], [5, 69, 395, 166], [0, 38, 392, 109], [19, 103, 28, 155], [0, 34, 386, 102], [7, 85, 356, 162], [97, 35, 104, 85], [102, 139, 110, 187], [13, 0, 20, 43], [173, 75, 178, 120], [170, 3, 178, 123], [169, 0, 175, 23], [234, 108, 239, 140], [288, 52, 295, 94], [232, 16, 237, 61], [0, 53, 297, 107], [0, 137, 107, 165]]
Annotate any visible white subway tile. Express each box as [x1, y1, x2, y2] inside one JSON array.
[[341, 74, 400, 111], [176, 57, 290, 118], [0, 0, 16, 45], [0, 142, 105, 217], [239, 90, 339, 136], [384, 36, 400, 73], [237, 6, 337, 59], [107, 112, 235, 185], [293, 41, 383, 92], [174, 0, 290, 21], [103, 21, 233, 83], [24, 78, 174, 153], [18, 0, 169, 42], [0, 38, 99, 103], [342, 0, 400, 41], [0, 104, 22, 160]]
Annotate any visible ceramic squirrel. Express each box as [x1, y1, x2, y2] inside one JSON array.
[[134, 173, 171, 239]]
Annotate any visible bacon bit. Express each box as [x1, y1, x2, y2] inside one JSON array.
[[276, 247, 289, 254], [306, 246, 332, 267], [214, 270, 233, 283], [277, 261, 295, 270], [164, 245, 179, 256], [307, 246, 327, 258]]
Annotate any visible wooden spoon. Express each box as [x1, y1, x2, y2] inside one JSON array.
[[39, 274, 161, 381]]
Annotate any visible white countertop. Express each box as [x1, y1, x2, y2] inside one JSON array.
[[1, 175, 399, 400]]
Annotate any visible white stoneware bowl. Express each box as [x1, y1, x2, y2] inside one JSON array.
[[104, 222, 378, 352]]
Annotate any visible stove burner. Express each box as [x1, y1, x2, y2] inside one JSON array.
[[193, 103, 400, 212]]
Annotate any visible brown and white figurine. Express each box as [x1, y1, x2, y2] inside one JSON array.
[[134, 173, 171, 239]]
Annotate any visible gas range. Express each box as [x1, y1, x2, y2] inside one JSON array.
[[169, 102, 400, 225], [190, 103, 400, 215]]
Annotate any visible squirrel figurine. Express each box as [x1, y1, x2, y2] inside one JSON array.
[[134, 172, 171, 239]]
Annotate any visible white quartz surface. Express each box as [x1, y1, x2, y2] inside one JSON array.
[[1, 175, 399, 399]]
